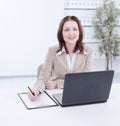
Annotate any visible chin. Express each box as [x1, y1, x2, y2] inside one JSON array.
[[67, 41, 77, 44]]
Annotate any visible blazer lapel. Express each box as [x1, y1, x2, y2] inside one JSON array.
[[56, 53, 69, 72], [72, 54, 86, 72]]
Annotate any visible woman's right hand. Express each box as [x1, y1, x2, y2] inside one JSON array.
[[28, 90, 40, 101]]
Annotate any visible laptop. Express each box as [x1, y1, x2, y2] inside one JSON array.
[[53, 70, 114, 107]]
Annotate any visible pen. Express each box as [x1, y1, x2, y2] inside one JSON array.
[[28, 86, 35, 96]]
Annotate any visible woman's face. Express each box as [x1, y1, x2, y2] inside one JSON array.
[[62, 20, 79, 45]]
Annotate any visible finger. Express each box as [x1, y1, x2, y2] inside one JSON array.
[[28, 92, 37, 101], [45, 82, 50, 87], [34, 90, 40, 96], [28, 91, 34, 96], [46, 85, 51, 89], [46, 85, 54, 90]]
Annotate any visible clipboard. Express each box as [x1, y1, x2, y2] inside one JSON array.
[[18, 91, 58, 110]]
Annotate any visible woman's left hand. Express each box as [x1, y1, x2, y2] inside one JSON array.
[[45, 80, 57, 89]]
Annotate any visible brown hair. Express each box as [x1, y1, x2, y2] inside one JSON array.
[[57, 16, 84, 53]]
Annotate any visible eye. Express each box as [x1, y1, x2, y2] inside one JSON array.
[[64, 29, 69, 32], [73, 28, 78, 31]]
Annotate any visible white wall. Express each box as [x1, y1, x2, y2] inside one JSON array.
[[0, 0, 64, 76]]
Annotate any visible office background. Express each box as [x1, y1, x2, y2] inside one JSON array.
[[0, 0, 120, 83]]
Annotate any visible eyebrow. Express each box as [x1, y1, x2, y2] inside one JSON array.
[[63, 26, 78, 28]]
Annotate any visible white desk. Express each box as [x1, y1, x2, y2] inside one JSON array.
[[0, 82, 120, 126]]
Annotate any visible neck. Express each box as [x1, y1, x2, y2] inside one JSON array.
[[65, 43, 76, 54]]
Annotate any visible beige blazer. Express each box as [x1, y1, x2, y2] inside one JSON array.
[[33, 44, 93, 92]]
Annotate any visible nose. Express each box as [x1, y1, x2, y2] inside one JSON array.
[[69, 30, 74, 35]]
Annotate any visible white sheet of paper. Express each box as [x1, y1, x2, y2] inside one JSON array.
[[18, 92, 57, 109]]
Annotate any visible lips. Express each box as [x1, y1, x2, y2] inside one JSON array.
[[68, 36, 75, 40]]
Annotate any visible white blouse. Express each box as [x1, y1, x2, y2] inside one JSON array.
[[66, 53, 78, 72]]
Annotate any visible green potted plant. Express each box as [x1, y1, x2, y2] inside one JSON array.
[[92, 0, 120, 70]]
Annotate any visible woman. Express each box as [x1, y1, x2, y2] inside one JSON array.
[[28, 15, 92, 101]]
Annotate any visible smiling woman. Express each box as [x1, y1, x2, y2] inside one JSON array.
[[0, 0, 64, 77], [28, 15, 93, 101]]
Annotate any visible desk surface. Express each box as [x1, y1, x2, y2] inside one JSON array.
[[0, 81, 120, 126]]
